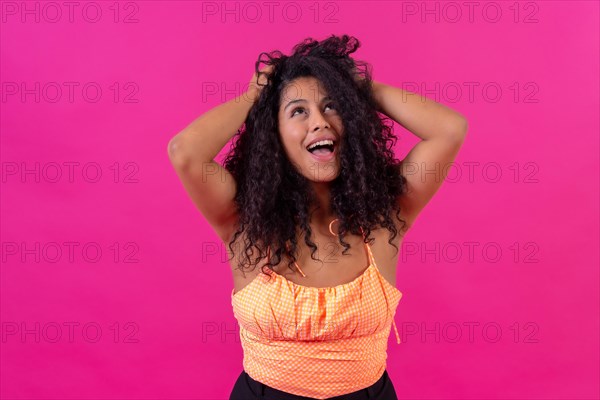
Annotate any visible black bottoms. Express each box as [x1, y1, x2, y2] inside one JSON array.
[[229, 369, 398, 400]]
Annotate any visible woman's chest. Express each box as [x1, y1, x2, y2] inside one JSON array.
[[230, 228, 403, 295]]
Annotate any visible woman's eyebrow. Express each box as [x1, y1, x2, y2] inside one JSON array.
[[283, 96, 332, 111]]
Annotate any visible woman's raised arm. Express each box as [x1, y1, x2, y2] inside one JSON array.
[[166, 66, 270, 242], [371, 80, 468, 228]]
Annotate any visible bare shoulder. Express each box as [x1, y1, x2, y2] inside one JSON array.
[[367, 211, 410, 255]]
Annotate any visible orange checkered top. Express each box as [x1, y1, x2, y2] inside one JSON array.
[[230, 228, 402, 399]]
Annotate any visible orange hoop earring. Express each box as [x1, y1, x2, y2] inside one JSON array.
[[328, 218, 340, 237]]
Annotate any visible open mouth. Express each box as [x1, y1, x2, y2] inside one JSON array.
[[306, 140, 336, 162]]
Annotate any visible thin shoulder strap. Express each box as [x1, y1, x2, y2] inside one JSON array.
[[269, 243, 307, 277], [359, 226, 401, 345], [359, 226, 376, 266]]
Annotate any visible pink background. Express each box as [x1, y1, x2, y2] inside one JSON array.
[[1, 1, 598, 399]]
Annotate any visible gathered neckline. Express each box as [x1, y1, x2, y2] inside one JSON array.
[[232, 262, 401, 300], [232, 234, 401, 299]]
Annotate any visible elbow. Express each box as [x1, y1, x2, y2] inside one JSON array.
[[167, 135, 189, 168], [167, 136, 179, 162]]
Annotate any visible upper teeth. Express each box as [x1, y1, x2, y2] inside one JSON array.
[[307, 139, 334, 151]]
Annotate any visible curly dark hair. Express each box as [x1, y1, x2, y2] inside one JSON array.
[[223, 34, 409, 281]]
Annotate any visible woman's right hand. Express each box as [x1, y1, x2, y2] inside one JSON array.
[[247, 63, 275, 101]]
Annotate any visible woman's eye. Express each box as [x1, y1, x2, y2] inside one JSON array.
[[291, 103, 335, 117]]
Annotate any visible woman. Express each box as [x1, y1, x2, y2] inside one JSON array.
[[168, 35, 468, 399]]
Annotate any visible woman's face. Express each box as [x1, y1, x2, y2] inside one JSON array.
[[277, 76, 344, 182]]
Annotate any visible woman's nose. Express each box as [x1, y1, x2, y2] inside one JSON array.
[[310, 110, 330, 131]]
